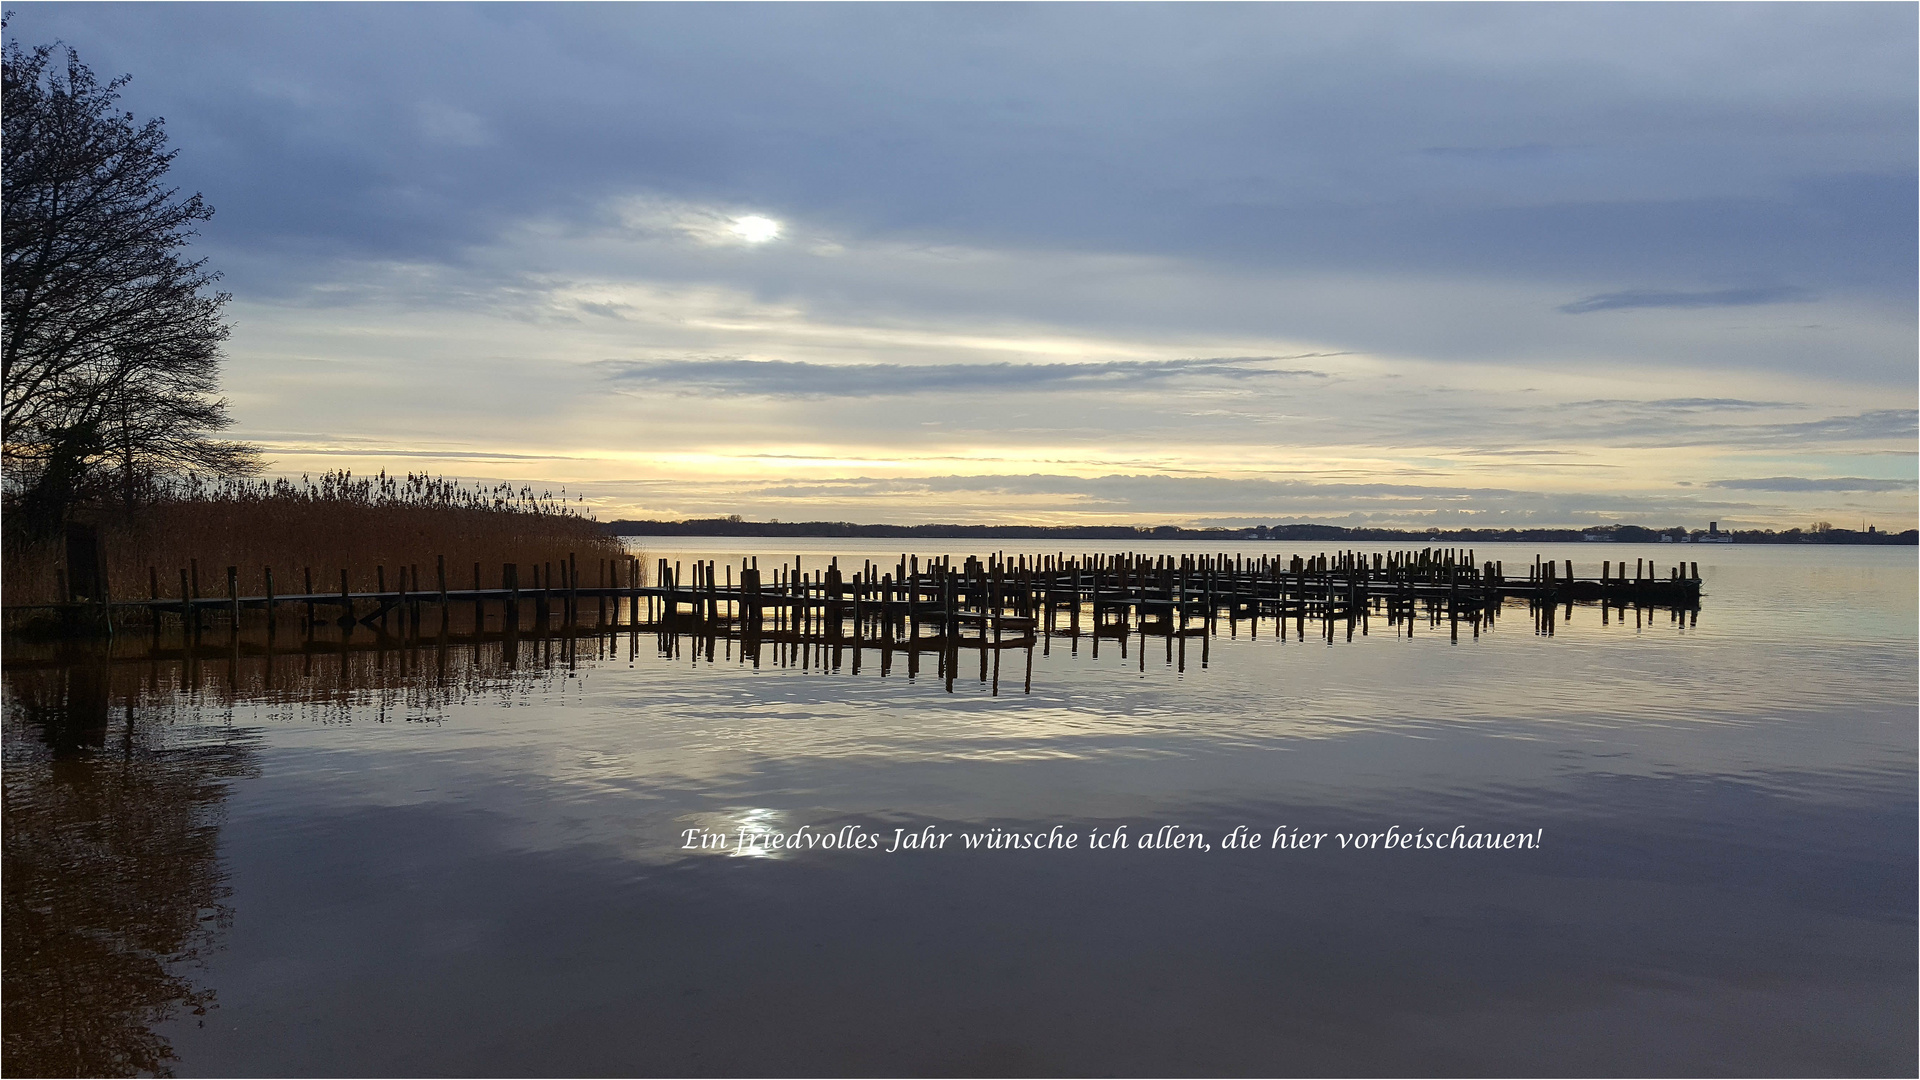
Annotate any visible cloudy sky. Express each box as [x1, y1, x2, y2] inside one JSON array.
[[14, 3, 1916, 528]]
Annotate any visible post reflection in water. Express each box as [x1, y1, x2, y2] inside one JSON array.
[[2, 661, 252, 1078]]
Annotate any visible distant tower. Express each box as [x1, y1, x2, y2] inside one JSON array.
[[1708, 521, 1718, 536]]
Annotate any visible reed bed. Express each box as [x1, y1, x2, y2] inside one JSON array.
[[3, 471, 636, 608]]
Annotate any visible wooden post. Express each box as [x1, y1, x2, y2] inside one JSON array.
[[227, 566, 239, 630], [265, 566, 276, 634], [942, 568, 957, 645], [608, 557, 620, 628], [397, 564, 410, 638], [743, 561, 759, 633], [540, 561, 552, 628], [1071, 561, 1083, 637], [180, 568, 191, 629]]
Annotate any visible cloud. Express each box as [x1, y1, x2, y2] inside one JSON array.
[[1519, 404, 1913, 451], [1563, 397, 1797, 411], [595, 356, 1331, 398], [603, 472, 1787, 526], [1758, 410, 1918, 444], [1558, 286, 1813, 314], [15, 5, 1915, 305], [610, 196, 793, 248], [1706, 476, 1916, 493], [415, 102, 492, 148], [1418, 144, 1557, 160]]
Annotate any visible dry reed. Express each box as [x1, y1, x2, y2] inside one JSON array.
[[3, 471, 637, 607]]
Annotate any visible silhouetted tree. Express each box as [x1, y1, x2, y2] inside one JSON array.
[[2, 23, 257, 533]]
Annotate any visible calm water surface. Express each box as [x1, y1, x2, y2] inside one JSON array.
[[4, 541, 1914, 1076]]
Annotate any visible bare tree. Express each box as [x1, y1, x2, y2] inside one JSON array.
[[2, 24, 258, 531]]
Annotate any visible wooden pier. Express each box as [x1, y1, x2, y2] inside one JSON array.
[[4, 548, 1704, 695], [7, 547, 1701, 642]]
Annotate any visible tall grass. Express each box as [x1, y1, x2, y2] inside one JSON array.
[[3, 470, 636, 606]]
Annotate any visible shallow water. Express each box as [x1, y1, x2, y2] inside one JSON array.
[[4, 541, 1914, 1076]]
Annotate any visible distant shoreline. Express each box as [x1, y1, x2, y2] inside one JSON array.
[[608, 519, 1916, 545]]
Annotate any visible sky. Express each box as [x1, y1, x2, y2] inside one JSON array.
[[11, 2, 1916, 529]]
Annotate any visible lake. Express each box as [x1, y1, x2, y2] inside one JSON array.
[[4, 540, 1913, 1076]]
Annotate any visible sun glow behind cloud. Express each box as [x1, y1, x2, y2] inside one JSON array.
[[728, 215, 781, 244]]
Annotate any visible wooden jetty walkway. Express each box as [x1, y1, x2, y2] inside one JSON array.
[[4, 548, 1703, 696], [8, 547, 1702, 647]]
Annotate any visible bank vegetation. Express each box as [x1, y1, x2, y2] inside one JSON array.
[[2, 470, 632, 608]]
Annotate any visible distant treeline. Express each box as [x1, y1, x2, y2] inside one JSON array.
[[607, 518, 1917, 545]]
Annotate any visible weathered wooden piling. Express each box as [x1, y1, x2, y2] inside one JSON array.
[[504, 563, 520, 631]]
